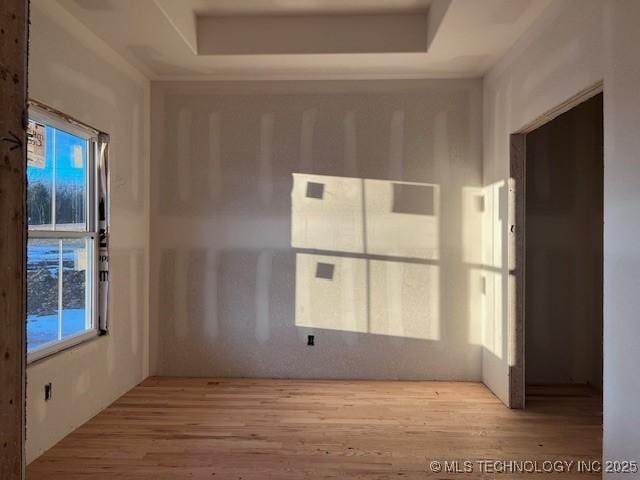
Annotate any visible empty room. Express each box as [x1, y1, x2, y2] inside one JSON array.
[[1, 0, 640, 478]]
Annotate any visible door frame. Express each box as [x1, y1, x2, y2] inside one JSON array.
[[508, 80, 604, 409]]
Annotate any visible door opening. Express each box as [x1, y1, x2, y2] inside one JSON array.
[[510, 90, 603, 408], [525, 92, 603, 399]]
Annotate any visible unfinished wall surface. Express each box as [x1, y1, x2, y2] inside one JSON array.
[[26, 0, 150, 463], [525, 93, 603, 389], [484, 0, 640, 473], [601, 0, 640, 473], [482, 0, 605, 405], [150, 79, 484, 380]]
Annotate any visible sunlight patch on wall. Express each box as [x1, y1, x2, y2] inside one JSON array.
[[476, 180, 506, 359], [292, 173, 439, 259], [292, 174, 364, 254], [484, 181, 505, 270], [296, 253, 367, 334], [367, 180, 438, 260], [467, 268, 485, 346], [292, 173, 440, 341], [369, 260, 439, 340], [295, 253, 439, 341], [483, 269, 503, 359], [462, 186, 484, 265]]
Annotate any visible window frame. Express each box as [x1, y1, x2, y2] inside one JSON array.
[[27, 105, 101, 364]]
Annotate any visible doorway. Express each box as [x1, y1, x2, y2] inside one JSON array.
[[525, 92, 603, 396], [510, 90, 603, 407]]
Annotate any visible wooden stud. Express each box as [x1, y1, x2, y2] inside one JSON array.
[[0, 0, 28, 478]]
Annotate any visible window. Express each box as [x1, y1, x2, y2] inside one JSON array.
[[27, 106, 99, 361]]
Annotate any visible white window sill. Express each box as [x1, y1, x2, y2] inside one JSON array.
[[27, 329, 102, 365]]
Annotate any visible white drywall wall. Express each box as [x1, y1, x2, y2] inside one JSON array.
[[26, 0, 150, 463], [601, 0, 640, 472], [484, 0, 640, 472], [482, 0, 604, 405], [150, 79, 484, 380]]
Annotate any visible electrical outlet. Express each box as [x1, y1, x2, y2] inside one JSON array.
[[307, 335, 315, 346], [44, 383, 52, 401]]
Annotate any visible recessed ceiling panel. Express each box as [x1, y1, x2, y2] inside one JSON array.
[[49, 0, 553, 80], [198, 14, 429, 55], [191, 0, 431, 16]]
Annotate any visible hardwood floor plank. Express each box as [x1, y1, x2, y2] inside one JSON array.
[[27, 378, 602, 479]]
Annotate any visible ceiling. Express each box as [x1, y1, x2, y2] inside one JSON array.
[[48, 0, 551, 80]]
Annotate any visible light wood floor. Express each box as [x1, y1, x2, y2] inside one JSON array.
[[27, 378, 602, 479]]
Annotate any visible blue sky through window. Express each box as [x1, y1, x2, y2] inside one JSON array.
[[28, 124, 88, 227], [28, 125, 87, 185]]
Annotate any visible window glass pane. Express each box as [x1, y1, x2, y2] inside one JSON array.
[[26, 109, 96, 357], [27, 124, 54, 228], [55, 129, 87, 229], [27, 237, 93, 353], [27, 238, 60, 351], [62, 238, 90, 338]]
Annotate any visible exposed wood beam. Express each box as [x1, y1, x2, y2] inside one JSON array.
[[0, 0, 28, 478]]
